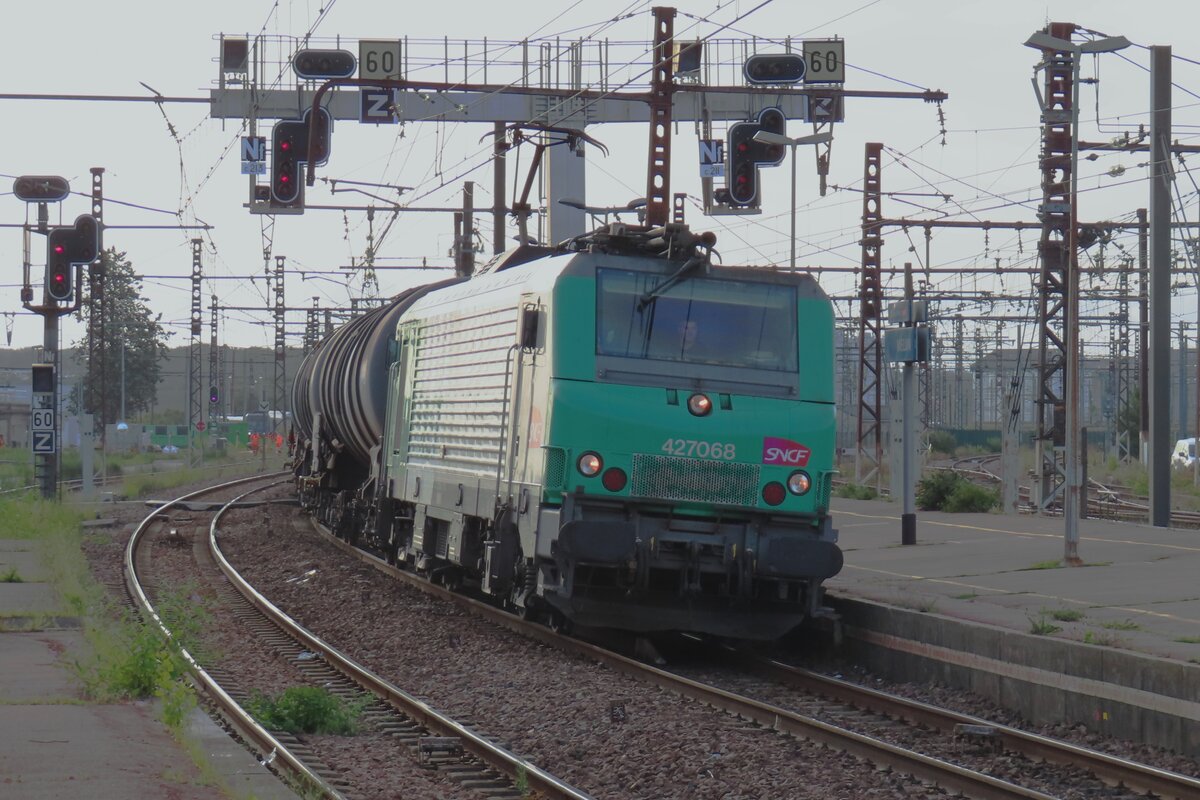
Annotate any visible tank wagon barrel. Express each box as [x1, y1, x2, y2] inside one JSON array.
[[291, 280, 459, 469]]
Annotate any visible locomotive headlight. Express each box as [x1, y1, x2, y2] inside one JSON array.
[[687, 392, 713, 417], [577, 452, 603, 477], [787, 470, 812, 495]]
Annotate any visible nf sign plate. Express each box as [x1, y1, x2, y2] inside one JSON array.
[[32, 409, 55, 430], [359, 40, 401, 82], [32, 430, 56, 454], [699, 140, 725, 178], [241, 136, 267, 175]]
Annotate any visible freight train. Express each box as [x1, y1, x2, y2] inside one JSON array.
[[291, 221, 842, 640]]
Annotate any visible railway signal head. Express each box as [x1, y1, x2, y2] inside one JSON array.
[[270, 108, 332, 209], [725, 107, 787, 207], [13, 175, 69, 203], [44, 214, 98, 302], [209, 386, 220, 405], [292, 49, 357, 80], [743, 53, 806, 85]]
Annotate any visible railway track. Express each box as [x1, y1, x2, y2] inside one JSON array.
[[125, 475, 588, 800], [127, 473, 1199, 797], [298, 512, 1200, 799], [677, 647, 1200, 800], [939, 453, 1200, 528]]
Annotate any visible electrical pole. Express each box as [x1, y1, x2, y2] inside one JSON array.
[[1149, 46, 1172, 527], [188, 240, 204, 467], [856, 143, 884, 492]]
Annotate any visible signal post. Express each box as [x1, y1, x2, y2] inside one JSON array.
[[13, 176, 100, 499]]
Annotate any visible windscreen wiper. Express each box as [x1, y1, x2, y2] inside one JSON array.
[[636, 249, 710, 312]]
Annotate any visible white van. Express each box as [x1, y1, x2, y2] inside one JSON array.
[[1172, 437, 1196, 467]]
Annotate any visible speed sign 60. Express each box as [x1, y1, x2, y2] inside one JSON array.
[[359, 40, 402, 82], [803, 40, 845, 83]]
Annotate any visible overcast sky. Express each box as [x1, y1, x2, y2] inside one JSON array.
[[3, 1, 1199, 367]]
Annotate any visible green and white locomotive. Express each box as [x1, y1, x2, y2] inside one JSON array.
[[293, 222, 841, 640]]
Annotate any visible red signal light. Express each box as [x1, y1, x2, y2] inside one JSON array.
[[54, 244, 64, 254], [280, 140, 291, 151]]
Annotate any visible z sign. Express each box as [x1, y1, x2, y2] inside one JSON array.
[[360, 89, 398, 124], [762, 436, 810, 467], [32, 430, 55, 454]]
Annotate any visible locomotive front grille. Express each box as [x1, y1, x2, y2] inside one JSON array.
[[543, 446, 567, 490], [816, 472, 832, 512], [632, 454, 760, 506]]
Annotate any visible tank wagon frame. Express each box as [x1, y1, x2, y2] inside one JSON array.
[[293, 223, 842, 640]]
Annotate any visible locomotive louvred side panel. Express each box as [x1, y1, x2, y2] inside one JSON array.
[[407, 306, 518, 474]]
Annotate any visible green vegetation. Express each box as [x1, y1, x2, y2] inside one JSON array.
[[0, 567, 24, 583], [942, 481, 999, 512], [1084, 630, 1122, 647], [1049, 608, 1085, 622], [69, 248, 171, 424], [117, 457, 261, 500], [952, 593, 979, 601], [1100, 618, 1140, 631], [1023, 560, 1062, 571], [915, 471, 960, 510], [915, 471, 998, 512], [244, 686, 365, 735], [926, 430, 957, 456], [1175, 635, 1200, 644], [1028, 615, 1061, 635], [0, 493, 199, 728], [835, 483, 878, 500]]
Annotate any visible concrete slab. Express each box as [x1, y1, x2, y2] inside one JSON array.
[[0, 551, 48, 581], [0, 632, 83, 701], [0, 584, 62, 617], [0, 703, 256, 800]]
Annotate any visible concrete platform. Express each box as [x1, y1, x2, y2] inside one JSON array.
[[825, 497, 1200, 754], [828, 498, 1200, 660], [0, 541, 299, 800]]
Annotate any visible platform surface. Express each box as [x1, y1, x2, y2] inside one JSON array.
[[0, 538, 298, 800], [827, 498, 1200, 662]]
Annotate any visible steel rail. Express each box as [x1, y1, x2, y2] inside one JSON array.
[[307, 521, 1055, 800], [212, 502, 593, 800], [122, 473, 340, 800], [733, 653, 1200, 800]]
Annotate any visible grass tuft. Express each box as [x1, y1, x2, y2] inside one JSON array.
[[835, 483, 878, 500], [1084, 630, 1122, 647], [1174, 635, 1200, 644], [1028, 614, 1061, 635], [0, 566, 23, 583], [1100, 618, 1140, 631], [1049, 608, 1085, 622], [1023, 560, 1062, 571], [244, 686, 365, 735]]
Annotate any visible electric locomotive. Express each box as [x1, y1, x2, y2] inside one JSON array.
[[293, 222, 841, 640]]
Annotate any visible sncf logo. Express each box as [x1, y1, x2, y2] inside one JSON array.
[[762, 437, 810, 466]]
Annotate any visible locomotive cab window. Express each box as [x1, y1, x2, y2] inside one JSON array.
[[595, 268, 798, 372]]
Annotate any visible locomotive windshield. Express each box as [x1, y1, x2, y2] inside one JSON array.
[[596, 268, 798, 372]]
